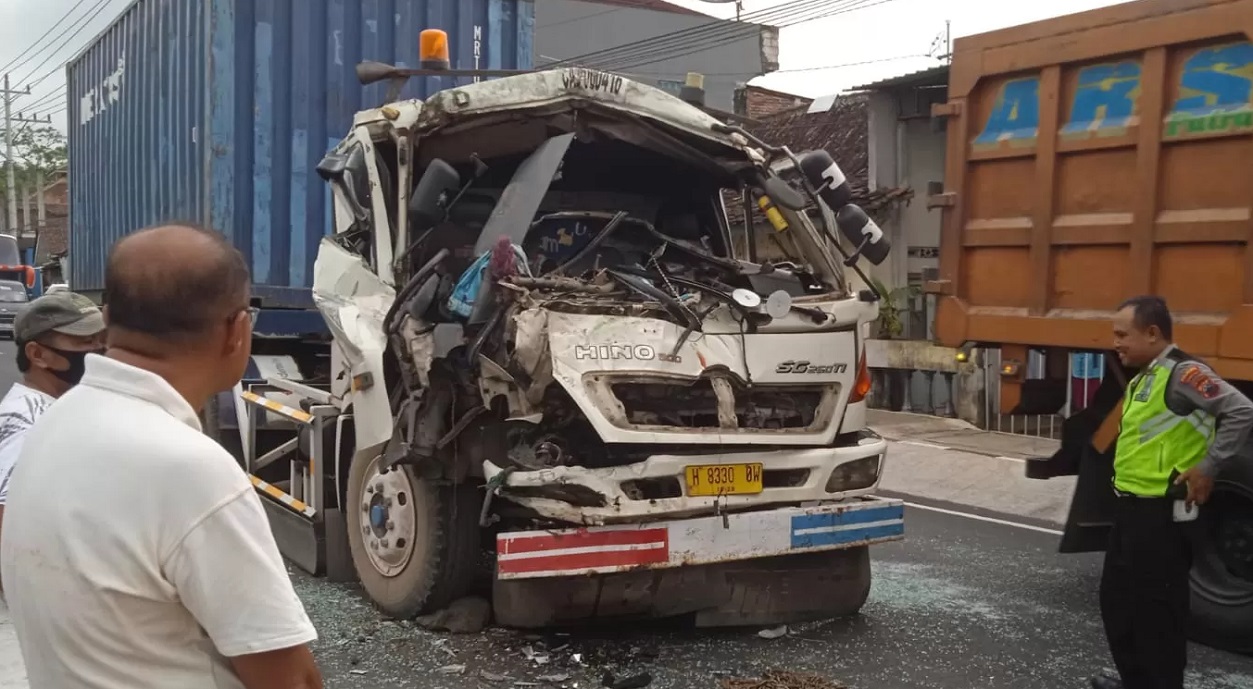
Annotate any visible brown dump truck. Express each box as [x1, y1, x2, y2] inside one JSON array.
[[930, 0, 1253, 654]]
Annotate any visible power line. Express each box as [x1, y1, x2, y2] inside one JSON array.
[[18, 90, 63, 113], [553, 0, 898, 72], [538, 6, 624, 30], [617, 54, 928, 82], [16, 0, 118, 91], [602, 0, 901, 72], [675, 53, 933, 77], [0, 0, 94, 75], [4, 0, 105, 82], [17, 100, 66, 121], [548, 0, 837, 68]]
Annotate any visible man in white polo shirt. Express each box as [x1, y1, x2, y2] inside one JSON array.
[[1, 224, 322, 689], [0, 291, 106, 530]]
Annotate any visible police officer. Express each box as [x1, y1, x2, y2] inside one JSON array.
[[1092, 295, 1253, 689]]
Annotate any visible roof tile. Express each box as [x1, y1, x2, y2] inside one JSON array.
[[722, 92, 911, 226]]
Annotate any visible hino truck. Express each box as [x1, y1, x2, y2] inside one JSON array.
[[233, 48, 906, 624], [68, 0, 901, 627], [930, 0, 1253, 654]]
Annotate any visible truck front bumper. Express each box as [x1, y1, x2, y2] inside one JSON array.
[[495, 495, 904, 580], [483, 434, 889, 524]]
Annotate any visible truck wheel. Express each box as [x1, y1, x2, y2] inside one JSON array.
[[346, 451, 482, 619], [1189, 482, 1253, 655]]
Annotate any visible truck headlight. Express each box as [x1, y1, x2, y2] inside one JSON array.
[[825, 455, 881, 493]]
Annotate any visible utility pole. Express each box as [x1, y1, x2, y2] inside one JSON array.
[[2, 72, 51, 236], [945, 20, 952, 63]]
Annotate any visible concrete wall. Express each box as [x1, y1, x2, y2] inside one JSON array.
[[866, 339, 985, 426], [899, 117, 945, 291], [865, 88, 947, 304], [865, 91, 905, 291], [864, 82, 973, 420], [534, 0, 773, 111]]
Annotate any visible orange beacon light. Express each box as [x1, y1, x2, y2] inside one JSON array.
[[419, 29, 451, 70]]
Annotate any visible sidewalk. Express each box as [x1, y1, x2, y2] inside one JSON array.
[[868, 409, 1061, 459], [0, 601, 26, 689], [870, 409, 1077, 526]]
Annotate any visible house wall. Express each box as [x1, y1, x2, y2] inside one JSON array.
[[1, 176, 68, 258], [865, 85, 947, 335], [863, 81, 979, 423], [742, 87, 809, 118], [899, 117, 946, 302], [534, 0, 775, 111], [865, 91, 908, 299]]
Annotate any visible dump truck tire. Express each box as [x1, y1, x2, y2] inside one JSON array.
[[346, 452, 482, 619], [1188, 470, 1253, 656]]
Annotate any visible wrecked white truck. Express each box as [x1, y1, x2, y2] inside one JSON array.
[[233, 65, 905, 628]]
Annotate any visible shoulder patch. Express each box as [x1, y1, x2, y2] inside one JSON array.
[[1180, 364, 1221, 399]]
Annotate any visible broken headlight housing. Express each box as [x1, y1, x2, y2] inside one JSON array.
[[825, 455, 881, 493]]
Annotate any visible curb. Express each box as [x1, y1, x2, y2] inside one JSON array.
[[876, 433, 1037, 464]]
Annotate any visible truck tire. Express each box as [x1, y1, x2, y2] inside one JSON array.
[[1188, 469, 1253, 656], [345, 451, 482, 619]]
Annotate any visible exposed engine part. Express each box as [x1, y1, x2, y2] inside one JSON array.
[[508, 275, 617, 294], [506, 432, 570, 470], [380, 380, 452, 473]]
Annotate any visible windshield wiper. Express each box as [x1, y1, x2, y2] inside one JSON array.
[[604, 268, 701, 333]]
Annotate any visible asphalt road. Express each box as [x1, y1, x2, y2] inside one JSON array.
[[293, 500, 1253, 689], [0, 342, 1249, 688]]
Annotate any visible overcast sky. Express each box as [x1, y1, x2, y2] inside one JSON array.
[[1, 0, 1129, 135]]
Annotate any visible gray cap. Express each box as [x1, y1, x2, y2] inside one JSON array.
[[14, 291, 106, 342]]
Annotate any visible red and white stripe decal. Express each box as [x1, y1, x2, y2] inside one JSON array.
[[497, 527, 670, 576]]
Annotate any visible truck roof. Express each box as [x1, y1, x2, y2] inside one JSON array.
[[376, 68, 758, 167]]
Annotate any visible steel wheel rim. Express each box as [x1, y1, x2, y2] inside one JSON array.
[[359, 456, 418, 577]]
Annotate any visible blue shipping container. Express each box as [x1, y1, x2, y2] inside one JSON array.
[[67, 0, 534, 307]]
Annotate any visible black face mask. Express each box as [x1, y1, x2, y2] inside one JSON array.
[[45, 347, 106, 386]]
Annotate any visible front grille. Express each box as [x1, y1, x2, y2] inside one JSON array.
[[587, 374, 839, 434], [0, 314, 15, 325]]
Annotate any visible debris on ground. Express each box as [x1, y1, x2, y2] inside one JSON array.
[[756, 625, 789, 640], [601, 670, 652, 688], [522, 644, 552, 666], [720, 670, 849, 689], [414, 596, 493, 634]]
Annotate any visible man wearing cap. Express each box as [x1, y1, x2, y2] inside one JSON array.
[[0, 291, 106, 525]]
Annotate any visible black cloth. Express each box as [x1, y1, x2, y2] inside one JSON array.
[[1099, 495, 1195, 689]]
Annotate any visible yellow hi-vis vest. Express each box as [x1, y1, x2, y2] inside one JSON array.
[[1115, 357, 1214, 497]]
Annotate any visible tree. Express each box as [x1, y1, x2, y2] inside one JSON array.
[[0, 123, 67, 201]]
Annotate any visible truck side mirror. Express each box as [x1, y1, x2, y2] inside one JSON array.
[[836, 203, 891, 266], [410, 159, 462, 233]]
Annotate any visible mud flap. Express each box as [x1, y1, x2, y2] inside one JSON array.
[[492, 548, 871, 628], [1059, 443, 1118, 553], [1027, 372, 1126, 553]]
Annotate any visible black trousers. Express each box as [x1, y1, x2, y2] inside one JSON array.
[[1099, 495, 1195, 689]]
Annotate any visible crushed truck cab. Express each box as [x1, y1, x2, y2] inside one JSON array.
[[238, 63, 901, 627]]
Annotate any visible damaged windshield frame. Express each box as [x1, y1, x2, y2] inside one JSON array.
[[382, 122, 849, 309]]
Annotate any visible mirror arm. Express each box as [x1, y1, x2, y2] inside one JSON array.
[[843, 234, 871, 266]]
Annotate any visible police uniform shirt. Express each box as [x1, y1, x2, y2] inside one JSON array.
[[1117, 344, 1253, 496]]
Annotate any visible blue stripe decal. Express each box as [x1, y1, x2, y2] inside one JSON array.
[[792, 523, 905, 550], [792, 504, 905, 531], [790, 504, 906, 550]]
